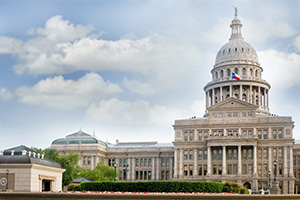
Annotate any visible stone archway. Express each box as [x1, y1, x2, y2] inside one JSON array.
[[244, 182, 251, 189]]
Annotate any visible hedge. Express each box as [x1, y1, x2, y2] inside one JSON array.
[[222, 182, 249, 194], [66, 183, 81, 191], [81, 181, 224, 193]]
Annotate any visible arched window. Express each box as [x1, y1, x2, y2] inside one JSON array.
[[255, 70, 258, 77], [235, 68, 239, 74], [215, 72, 218, 79], [242, 68, 246, 76], [227, 69, 231, 77], [221, 70, 224, 77]]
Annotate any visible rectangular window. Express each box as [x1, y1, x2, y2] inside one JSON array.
[[258, 149, 262, 159], [233, 149, 237, 159], [248, 164, 253, 175], [263, 130, 268, 139], [119, 159, 123, 165], [161, 158, 165, 166], [189, 150, 193, 160], [199, 165, 203, 176], [233, 164, 237, 175], [273, 129, 277, 139], [218, 149, 222, 160], [243, 149, 247, 159], [213, 164, 217, 175], [263, 148, 268, 159], [297, 169, 300, 179], [144, 158, 147, 166], [140, 171, 143, 180], [228, 149, 232, 159], [263, 164, 267, 177], [279, 163, 283, 175], [184, 133, 188, 141], [204, 165, 207, 175], [144, 171, 147, 180], [242, 113, 246, 117], [213, 150, 217, 160], [294, 156, 296, 165], [258, 130, 262, 139], [189, 132, 194, 141], [218, 164, 222, 175], [184, 165, 188, 176], [228, 164, 232, 174], [189, 165, 193, 176], [198, 150, 203, 160], [258, 164, 262, 176], [278, 129, 283, 138], [248, 149, 253, 159], [148, 171, 152, 180], [135, 171, 139, 180], [161, 171, 165, 180], [228, 113, 232, 118], [278, 148, 283, 158], [166, 171, 169, 180], [273, 148, 277, 158], [184, 150, 188, 160], [166, 158, 170, 166], [243, 164, 247, 174], [204, 150, 207, 160], [149, 158, 152, 165]]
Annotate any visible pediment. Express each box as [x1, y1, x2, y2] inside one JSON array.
[[207, 97, 258, 112]]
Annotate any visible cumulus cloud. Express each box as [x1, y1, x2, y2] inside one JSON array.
[[244, 18, 297, 43], [293, 35, 300, 53], [86, 98, 182, 126], [0, 88, 13, 102], [15, 73, 122, 109], [0, 37, 23, 54], [259, 49, 300, 88], [123, 77, 156, 96]]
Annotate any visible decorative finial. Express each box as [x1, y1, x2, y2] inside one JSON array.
[[234, 7, 238, 17]]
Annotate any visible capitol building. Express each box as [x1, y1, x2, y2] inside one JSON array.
[[50, 11, 300, 194]]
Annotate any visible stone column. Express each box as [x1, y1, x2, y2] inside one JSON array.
[[132, 157, 135, 181], [267, 90, 269, 111], [284, 146, 288, 176], [206, 91, 209, 108], [152, 157, 155, 180], [239, 85, 242, 100], [194, 149, 198, 178], [290, 146, 294, 177], [156, 157, 160, 180], [169, 157, 173, 180], [253, 128, 257, 136], [174, 149, 178, 179], [220, 86, 223, 101], [268, 147, 272, 174], [238, 145, 242, 176], [207, 146, 211, 176], [258, 86, 261, 108], [253, 145, 257, 176], [179, 149, 183, 178], [212, 88, 215, 105], [269, 127, 272, 140], [264, 88, 267, 109], [249, 85, 252, 104], [91, 156, 95, 169], [222, 145, 226, 176]]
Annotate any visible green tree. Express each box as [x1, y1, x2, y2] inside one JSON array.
[[81, 162, 119, 181]]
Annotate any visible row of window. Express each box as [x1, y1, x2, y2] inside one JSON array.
[[180, 128, 285, 141], [213, 67, 260, 80], [211, 112, 253, 118], [183, 163, 284, 177]]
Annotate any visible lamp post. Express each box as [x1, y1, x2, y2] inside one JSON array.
[[123, 164, 129, 181], [273, 160, 277, 182], [113, 160, 117, 182], [268, 170, 271, 187], [6, 169, 9, 190]]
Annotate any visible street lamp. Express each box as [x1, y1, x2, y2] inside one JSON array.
[[273, 160, 277, 182], [113, 160, 117, 182], [6, 169, 9, 190], [123, 164, 129, 181], [268, 170, 271, 187]]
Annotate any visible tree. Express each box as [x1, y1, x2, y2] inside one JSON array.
[[80, 162, 119, 181]]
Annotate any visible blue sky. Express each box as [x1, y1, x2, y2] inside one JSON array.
[[0, 0, 300, 150]]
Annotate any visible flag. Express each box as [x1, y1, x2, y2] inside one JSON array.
[[232, 72, 241, 81]]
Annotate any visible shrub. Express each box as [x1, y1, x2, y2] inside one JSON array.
[[67, 183, 81, 191], [240, 187, 250, 194], [222, 182, 249, 194], [81, 181, 224, 193]]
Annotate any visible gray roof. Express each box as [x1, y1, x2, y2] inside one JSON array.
[[0, 155, 61, 168], [108, 141, 174, 148], [73, 177, 93, 183], [3, 145, 38, 156], [51, 130, 107, 147]]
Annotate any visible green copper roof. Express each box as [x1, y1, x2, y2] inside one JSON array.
[[51, 130, 107, 147]]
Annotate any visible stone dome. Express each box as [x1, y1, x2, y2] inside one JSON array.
[[214, 10, 259, 68]]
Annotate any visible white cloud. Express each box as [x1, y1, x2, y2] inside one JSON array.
[[259, 49, 300, 88], [123, 77, 156, 96], [86, 98, 182, 126], [15, 73, 122, 109], [0, 88, 13, 102], [293, 34, 300, 53], [244, 18, 297, 43], [0, 37, 23, 54], [190, 99, 205, 117]]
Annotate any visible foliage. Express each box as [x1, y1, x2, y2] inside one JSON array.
[[43, 148, 61, 162], [67, 183, 81, 191], [222, 182, 249, 194], [81, 181, 224, 193], [78, 162, 119, 182]]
